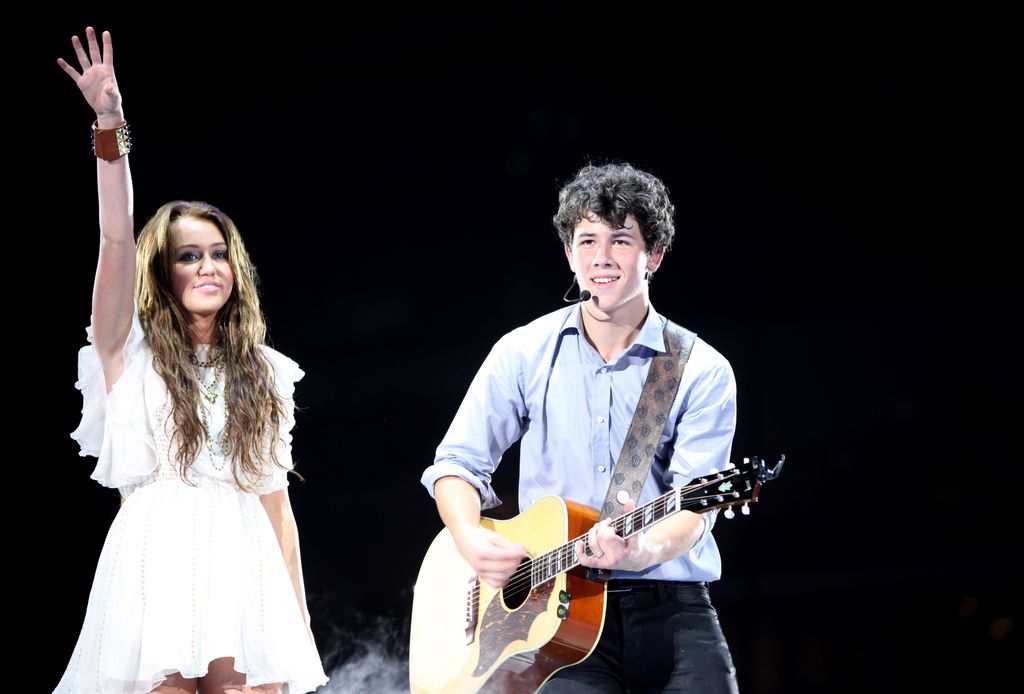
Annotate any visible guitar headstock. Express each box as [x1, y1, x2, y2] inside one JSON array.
[[681, 454, 785, 518]]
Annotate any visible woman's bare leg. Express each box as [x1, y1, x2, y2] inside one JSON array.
[[199, 657, 283, 694], [152, 672, 198, 694]]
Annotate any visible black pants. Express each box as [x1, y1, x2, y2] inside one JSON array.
[[540, 580, 739, 694]]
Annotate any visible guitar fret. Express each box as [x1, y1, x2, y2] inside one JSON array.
[[530, 486, 719, 587], [617, 489, 684, 540]]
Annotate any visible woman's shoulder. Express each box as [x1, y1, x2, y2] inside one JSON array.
[[257, 344, 304, 393]]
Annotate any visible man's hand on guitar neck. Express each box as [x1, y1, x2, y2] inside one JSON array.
[[575, 503, 706, 573]]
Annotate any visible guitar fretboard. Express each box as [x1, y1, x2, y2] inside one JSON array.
[[527, 469, 755, 587]]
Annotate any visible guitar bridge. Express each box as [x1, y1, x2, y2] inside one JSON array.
[[464, 576, 479, 645]]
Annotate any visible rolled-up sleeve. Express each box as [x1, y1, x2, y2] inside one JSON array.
[[421, 336, 527, 510]]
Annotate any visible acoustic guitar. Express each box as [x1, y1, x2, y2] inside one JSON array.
[[410, 455, 784, 693]]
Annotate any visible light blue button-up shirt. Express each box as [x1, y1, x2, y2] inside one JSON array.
[[422, 303, 737, 582]]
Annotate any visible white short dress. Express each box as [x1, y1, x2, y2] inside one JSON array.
[[54, 310, 329, 693]]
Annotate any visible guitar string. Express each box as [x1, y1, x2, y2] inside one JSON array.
[[467, 474, 748, 600], [465, 471, 747, 599], [470, 489, 741, 600]]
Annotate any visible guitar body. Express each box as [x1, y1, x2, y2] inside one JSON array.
[[410, 496, 607, 694]]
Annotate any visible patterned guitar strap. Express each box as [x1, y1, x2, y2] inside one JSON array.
[[587, 320, 697, 583]]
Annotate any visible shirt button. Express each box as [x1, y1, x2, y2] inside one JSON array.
[[596, 416, 606, 423], [598, 465, 607, 473]]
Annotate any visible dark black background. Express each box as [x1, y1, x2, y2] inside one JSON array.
[[25, 8, 1019, 693]]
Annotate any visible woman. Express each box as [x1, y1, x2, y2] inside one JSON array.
[[55, 27, 329, 693]]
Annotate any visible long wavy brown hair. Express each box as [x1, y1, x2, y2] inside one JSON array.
[[135, 201, 288, 491]]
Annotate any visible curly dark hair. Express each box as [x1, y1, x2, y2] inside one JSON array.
[[552, 163, 676, 252]]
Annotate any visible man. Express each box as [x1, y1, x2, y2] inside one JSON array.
[[421, 162, 739, 692]]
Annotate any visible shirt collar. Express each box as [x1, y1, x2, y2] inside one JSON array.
[[559, 302, 667, 354]]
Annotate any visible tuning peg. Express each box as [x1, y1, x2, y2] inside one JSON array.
[[708, 467, 718, 474], [741, 503, 751, 516], [724, 461, 736, 470], [724, 507, 735, 519]]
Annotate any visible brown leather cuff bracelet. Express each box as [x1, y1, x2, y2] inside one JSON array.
[[91, 120, 132, 161]]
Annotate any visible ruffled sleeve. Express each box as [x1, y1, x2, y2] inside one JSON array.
[[70, 309, 158, 490], [250, 345, 305, 496]]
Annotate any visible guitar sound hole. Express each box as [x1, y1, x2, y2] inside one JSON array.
[[501, 557, 531, 610]]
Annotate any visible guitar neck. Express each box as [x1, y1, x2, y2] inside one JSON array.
[[529, 470, 759, 588]]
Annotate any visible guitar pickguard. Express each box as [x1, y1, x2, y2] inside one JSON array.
[[473, 581, 554, 676]]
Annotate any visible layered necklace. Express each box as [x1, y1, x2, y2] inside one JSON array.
[[194, 350, 230, 470]]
